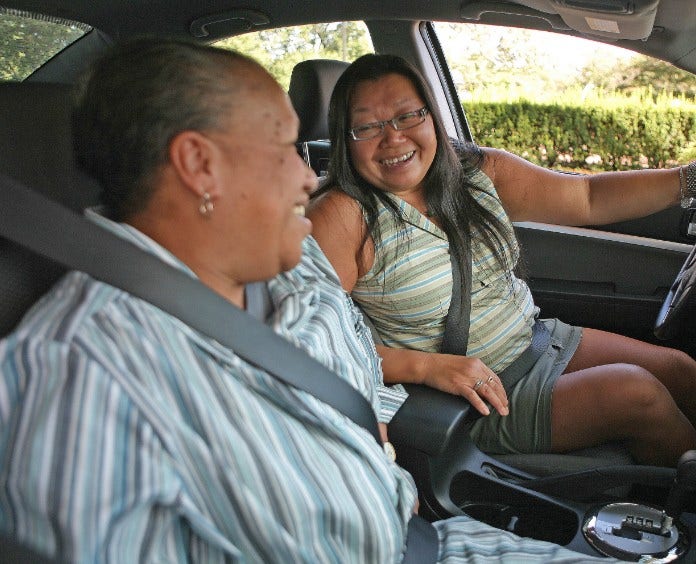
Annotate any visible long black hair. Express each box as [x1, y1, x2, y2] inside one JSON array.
[[315, 53, 515, 293]]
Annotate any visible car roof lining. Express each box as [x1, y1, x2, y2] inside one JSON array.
[[3, 0, 696, 73]]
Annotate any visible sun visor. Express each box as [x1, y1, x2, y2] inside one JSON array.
[[550, 0, 660, 40]]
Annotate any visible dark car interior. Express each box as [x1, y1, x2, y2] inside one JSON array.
[[3, 0, 696, 561]]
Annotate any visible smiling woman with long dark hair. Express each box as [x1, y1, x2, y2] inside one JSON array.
[[309, 53, 696, 467]]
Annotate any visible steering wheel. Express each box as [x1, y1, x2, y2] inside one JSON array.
[[654, 242, 696, 340]]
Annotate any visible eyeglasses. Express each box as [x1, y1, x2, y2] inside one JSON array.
[[349, 107, 429, 141]]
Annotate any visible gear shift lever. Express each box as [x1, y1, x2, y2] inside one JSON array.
[[583, 451, 693, 560], [661, 450, 696, 534]]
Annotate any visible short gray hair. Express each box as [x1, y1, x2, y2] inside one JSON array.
[[73, 37, 259, 220]]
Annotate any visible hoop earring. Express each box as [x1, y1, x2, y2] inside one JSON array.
[[199, 193, 214, 217]]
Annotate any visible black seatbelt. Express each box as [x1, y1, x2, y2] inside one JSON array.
[[0, 172, 380, 444], [0, 172, 439, 563], [359, 233, 472, 356], [439, 232, 550, 391], [440, 242, 472, 355]]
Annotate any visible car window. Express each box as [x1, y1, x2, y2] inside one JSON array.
[[434, 22, 696, 173], [213, 22, 373, 91], [0, 7, 90, 81]]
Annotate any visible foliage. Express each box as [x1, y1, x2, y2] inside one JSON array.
[[580, 54, 696, 100], [0, 12, 87, 81], [467, 95, 696, 170], [214, 22, 372, 90], [436, 22, 696, 104], [437, 23, 569, 101], [435, 22, 696, 171]]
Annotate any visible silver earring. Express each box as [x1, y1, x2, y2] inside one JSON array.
[[199, 193, 214, 217]]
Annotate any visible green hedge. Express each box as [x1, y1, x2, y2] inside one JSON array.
[[465, 101, 696, 171]]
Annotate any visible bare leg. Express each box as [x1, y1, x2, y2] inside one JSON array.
[[550, 329, 696, 467], [552, 364, 696, 466], [564, 328, 696, 422]]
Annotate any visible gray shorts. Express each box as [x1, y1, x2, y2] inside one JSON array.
[[468, 318, 582, 454]]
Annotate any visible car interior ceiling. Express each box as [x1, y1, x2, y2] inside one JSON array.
[[4, 0, 696, 74]]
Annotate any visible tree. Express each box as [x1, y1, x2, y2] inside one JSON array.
[[215, 22, 372, 90], [580, 54, 696, 100], [433, 22, 696, 104], [435, 22, 590, 101]]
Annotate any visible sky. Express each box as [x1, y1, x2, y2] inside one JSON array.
[[435, 22, 636, 76], [538, 27, 636, 68]]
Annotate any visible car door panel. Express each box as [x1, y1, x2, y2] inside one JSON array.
[[594, 207, 696, 245], [514, 222, 696, 355]]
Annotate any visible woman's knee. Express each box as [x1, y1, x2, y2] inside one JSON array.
[[552, 363, 694, 457], [618, 362, 665, 395], [596, 364, 676, 423], [648, 348, 696, 401]]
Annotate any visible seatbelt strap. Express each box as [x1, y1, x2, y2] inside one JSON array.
[[359, 235, 472, 356], [244, 281, 273, 321], [402, 514, 439, 564], [438, 232, 550, 388], [440, 239, 472, 355], [0, 172, 381, 444]]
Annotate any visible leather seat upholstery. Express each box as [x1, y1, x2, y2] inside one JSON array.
[[0, 83, 101, 337]]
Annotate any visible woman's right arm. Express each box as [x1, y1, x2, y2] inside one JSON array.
[[378, 345, 508, 417]]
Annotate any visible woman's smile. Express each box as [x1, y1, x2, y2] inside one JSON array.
[[380, 150, 416, 167]]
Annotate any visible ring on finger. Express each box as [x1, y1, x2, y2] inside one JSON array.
[[487, 375, 495, 385], [473, 378, 484, 391]]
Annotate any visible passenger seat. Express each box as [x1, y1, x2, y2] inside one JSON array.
[[0, 83, 100, 337], [288, 59, 349, 179]]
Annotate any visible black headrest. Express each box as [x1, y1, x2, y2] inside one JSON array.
[[0, 82, 100, 212], [0, 82, 102, 337], [288, 59, 349, 142]]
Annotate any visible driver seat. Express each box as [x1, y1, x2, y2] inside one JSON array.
[[288, 57, 634, 477]]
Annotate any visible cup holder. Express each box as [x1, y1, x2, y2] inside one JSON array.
[[461, 501, 578, 545], [451, 471, 579, 545]]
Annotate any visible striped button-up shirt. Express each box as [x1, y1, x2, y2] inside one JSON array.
[[0, 212, 611, 563]]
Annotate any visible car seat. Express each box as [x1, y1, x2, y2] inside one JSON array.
[[0, 82, 101, 338], [288, 59, 348, 178]]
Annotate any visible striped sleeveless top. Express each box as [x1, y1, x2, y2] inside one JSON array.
[[352, 170, 539, 372]]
